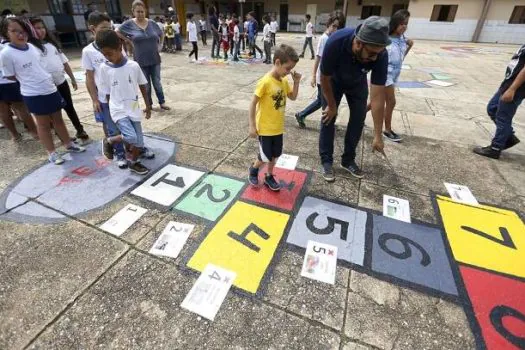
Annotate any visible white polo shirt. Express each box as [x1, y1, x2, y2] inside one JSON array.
[[40, 42, 68, 85], [98, 58, 148, 123], [0, 43, 56, 96]]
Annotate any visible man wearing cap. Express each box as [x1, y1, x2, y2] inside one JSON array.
[[319, 16, 390, 181]]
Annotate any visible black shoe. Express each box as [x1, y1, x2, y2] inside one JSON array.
[[383, 130, 403, 142], [76, 130, 90, 142], [341, 161, 364, 179], [102, 138, 114, 160], [311, 57, 315, 60], [299, 54, 304, 58], [504, 134, 520, 150], [264, 174, 281, 191], [295, 113, 306, 128], [129, 162, 150, 175], [473, 145, 501, 159], [249, 166, 259, 186], [322, 163, 335, 182]]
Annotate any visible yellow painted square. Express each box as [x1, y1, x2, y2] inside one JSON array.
[[188, 201, 290, 293], [436, 195, 525, 278]]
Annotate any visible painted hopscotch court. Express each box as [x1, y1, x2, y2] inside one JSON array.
[[0, 138, 523, 350]]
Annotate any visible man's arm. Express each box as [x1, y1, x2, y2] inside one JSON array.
[[405, 39, 414, 57], [139, 84, 151, 119], [370, 84, 385, 151], [501, 66, 525, 102], [248, 95, 260, 137], [115, 30, 134, 57], [320, 73, 337, 123], [85, 70, 101, 112], [311, 56, 320, 87]]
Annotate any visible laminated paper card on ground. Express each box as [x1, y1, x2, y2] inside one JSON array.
[[181, 264, 236, 321], [100, 204, 147, 236], [444, 183, 479, 205], [383, 195, 411, 223], [275, 154, 299, 171], [149, 221, 194, 258], [300, 241, 338, 285]]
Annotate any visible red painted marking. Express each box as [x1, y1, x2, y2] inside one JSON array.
[[460, 265, 525, 349], [57, 176, 83, 186], [94, 157, 112, 168], [328, 250, 335, 256], [241, 167, 307, 211], [71, 166, 95, 177]]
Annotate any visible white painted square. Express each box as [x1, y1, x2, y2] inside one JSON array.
[[383, 195, 411, 223], [275, 154, 299, 170], [181, 264, 236, 321], [131, 164, 205, 206], [444, 183, 479, 206], [425, 80, 455, 87], [301, 241, 337, 285], [100, 204, 147, 236], [149, 221, 194, 259]]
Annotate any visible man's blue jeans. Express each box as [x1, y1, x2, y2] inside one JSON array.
[[141, 64, 165, 107], [297, 84, 322, 119], [487, 89, 523, 149], [319, 80, 368, 166]]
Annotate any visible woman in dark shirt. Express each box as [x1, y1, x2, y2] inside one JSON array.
[[117, 0, 170, 110], [208, 6, 220, 59]]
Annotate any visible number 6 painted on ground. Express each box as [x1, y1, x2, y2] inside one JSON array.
[[378, 233, 431, 266]]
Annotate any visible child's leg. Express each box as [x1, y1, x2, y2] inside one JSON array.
[[50, 110, 73, 146], [57, 81, 85, 136], [263, 135, 282, 191], [10, 101, 38, 138], [193, 42, 199, 60], [33, 114, 56, 153], [384, 86, 396, 132], [0, 101, 20, 139]]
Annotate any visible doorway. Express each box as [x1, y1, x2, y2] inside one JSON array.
[[279, 4, 288, 31]]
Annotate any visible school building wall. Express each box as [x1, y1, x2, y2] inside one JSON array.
[[479, 0, 525, 44]]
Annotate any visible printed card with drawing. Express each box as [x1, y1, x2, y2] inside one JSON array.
[[444, 183, 479, 205], [425, 80, 455, 87], [149, 221, 194, 258], [383, 195, 411, 223], [181, 264, 236, 321], [99, 204, 147, 236], [275, 154, 299, 170], [300, 241, 338, 285]]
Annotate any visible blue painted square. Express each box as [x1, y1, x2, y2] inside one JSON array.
[[396, 81, 430, 89], [371, 215, 458, 296]]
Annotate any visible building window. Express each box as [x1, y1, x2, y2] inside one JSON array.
[[509, 6, 525, 24], [361, 6, 381, 20], [430, 5, 458, 22], [392, 4, 409, 16]]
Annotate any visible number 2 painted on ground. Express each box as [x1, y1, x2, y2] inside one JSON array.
[[195, 183, 230, 203]]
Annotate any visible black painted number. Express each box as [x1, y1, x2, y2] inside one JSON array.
[[306, 212, 349, 241], [378, 233, 431, 266], [461, 226, 516, 249], [209, 270, 221, 281], [195, 183, 230, 203], [490, 305, 525, 348]]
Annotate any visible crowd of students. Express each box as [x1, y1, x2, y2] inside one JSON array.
[[0, 3, 522, 189]]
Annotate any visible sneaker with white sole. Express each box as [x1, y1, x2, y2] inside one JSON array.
[[117, 158, 128, 169], [129, 162, 150, 175], [264, 174, 281, 191], [341, 162, 364, 179], [140, 147, 155, 159], [102, 139, 113, 160], [383, 130, 403, 142], [67, 142, 86, 153], [49, 152, 65, 165], [322, 163, 335, 182]]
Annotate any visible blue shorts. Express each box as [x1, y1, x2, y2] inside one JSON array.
[[258, 134, 283, 162], [23, 91, 65, 115], [116, 117, 144, 148], [0, 82, 23, 102], [386, 64, 402, 87]]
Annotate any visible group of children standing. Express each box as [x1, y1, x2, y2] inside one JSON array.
[[0, 12, 154, 174]]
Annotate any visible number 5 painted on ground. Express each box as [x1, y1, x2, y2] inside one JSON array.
[[305, 212, 349, 241]]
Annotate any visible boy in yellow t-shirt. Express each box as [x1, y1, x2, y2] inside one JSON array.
[[249, 44, 301, 191]]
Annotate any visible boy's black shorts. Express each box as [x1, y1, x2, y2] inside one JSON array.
[[258, 134, 283, 162]]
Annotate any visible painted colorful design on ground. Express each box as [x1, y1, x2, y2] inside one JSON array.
[[1, 154, 523, 349]]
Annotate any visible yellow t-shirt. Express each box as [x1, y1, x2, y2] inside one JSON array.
[[165, 24, 175, 38], [254, 73, 291, 136]]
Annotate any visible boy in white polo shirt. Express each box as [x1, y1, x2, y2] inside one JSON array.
[[96, 30, 152, 175], [82, 12, 127, 168], [299, 14, 315, 59]]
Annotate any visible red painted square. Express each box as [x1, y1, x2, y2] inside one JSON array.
[[460, 265, 525, 350], [241, 167, 308, 211]]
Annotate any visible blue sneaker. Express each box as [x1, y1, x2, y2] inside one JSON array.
[[66, 141, 86, 153], [264, 174, 281, 191], [48, 152, 65, 165], [249, 166, 259, 186], [341, 161, 364, 179]]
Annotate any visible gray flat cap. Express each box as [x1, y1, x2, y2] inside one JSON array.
[[356, 16, 391, 46]]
